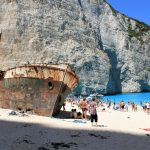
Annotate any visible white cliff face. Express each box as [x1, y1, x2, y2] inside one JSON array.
[[0, 0, 150, 95]]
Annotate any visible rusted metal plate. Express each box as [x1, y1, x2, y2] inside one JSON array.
[[4, 64, 78, 90]]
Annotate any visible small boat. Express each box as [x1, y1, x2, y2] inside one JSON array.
[[0, 64, 78, 116]]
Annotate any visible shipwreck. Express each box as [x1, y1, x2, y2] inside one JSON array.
[[0, 64, 78, 116]]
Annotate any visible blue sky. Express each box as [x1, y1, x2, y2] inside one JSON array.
[[106, 0, 150, 25]]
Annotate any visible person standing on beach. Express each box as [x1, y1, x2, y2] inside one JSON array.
[[120, 100, 125, 111], [79, 98, 88, 119], [146, 102, 150, 114], [131, 102, 135, 111], [62, 101, 66, 111], [88, 98, 98, 126]]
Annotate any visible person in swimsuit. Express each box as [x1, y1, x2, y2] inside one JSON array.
[[79, 98, 88, 119]]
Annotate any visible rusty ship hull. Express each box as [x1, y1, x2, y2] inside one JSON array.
[[0, 64, 78, 116]]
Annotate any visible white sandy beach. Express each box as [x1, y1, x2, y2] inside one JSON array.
[[0, 102, 150, 150]]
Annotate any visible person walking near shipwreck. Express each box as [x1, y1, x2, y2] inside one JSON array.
[[79, 98, 88, 120], [88, 98, 98, 126]]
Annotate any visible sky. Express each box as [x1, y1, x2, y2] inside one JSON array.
[[106, 0, 150, 25]]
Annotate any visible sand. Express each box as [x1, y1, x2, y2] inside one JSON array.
[[0, 102, 150, 150]]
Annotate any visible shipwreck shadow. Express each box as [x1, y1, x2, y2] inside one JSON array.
[[55, 110, 71, 118], [55, 110, 90, 120]]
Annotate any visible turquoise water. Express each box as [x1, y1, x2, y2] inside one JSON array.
[[103, 92, 150, 105]]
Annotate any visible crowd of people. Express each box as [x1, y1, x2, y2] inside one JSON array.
[[65, 97, 98, 126], [63, 97, 150, 126], [106, 99, 150, 114]]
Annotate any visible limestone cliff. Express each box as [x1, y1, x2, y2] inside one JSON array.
[[0, 0, 150, 95]]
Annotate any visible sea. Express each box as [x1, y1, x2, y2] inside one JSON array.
[[103, 92, 150, 105]]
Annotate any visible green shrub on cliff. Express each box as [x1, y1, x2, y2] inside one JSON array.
[[128, 21, 150, 44]]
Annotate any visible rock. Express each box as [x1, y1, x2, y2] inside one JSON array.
[[0, 0, 150, 95]]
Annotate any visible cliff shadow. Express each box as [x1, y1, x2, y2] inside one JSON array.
[[104, 48, 122, 94], [138, 79, 150, 92], [0, 119, 149, 150]]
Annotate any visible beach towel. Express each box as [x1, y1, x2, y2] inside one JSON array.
[[73, 119, 87, 124], [139, 128, 150, 131], [62, 119, 87, 124]]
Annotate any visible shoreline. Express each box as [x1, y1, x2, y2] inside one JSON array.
[[102, 92, 150, 105]]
